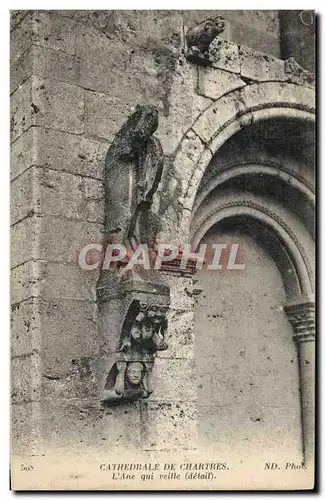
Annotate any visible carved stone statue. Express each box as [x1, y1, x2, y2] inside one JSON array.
[[104, 105, 164, 248], [101, 360, 152, 403], [186, 16, 226, 55], [99, 105, 170, 406], [119, 299, 169, 354], [101, 298, 169, 404]]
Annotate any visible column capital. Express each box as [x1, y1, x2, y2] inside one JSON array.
[[284, 296, 315, 343]]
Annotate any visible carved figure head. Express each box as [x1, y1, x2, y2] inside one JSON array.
[[147, 304, 168, 324], [126, 105, 159, 143], [126, 361, 144, 386], [204, 16, 225, 37]]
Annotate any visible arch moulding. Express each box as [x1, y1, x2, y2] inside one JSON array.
[[161, 80, 315, 242]]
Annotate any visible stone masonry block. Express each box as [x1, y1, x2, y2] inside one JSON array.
[[33, 45, 80, 86], [209, 38, 240, 74], [10, 77, 32, 143], [35, 128, 108, 179], [11, 260, 42, 304], [39, 215, 103, 263], [37, 169, 104, 222], [11, 215, 41, 269], [84, 92, 135, 142], [140, 401, 198, 451], [79, 47, 161, 105], [10, 12, 34, 66], [32, 10, 76, 55], [11, 45, 80, 95], [83, 178, 104, 199], [239, 45, 286, 82], [192, 95, 240, 144], [10, 166, 39, 225], [75, 22, 120, 62], [39, 298, 98, 377], [173, 130, 206, 197], [10, 11, 77, 66], [11, 127, 35, 180], [239, 81, 315, 112], [10, 43, 33, 96], [11, 352, 41, 403], [113, 10, 183, 50], [32, 76, 84, 134], [10, 10, 29, 31], [11, 401, 42, 456], [198, 66, 246, 101], [156, 60, 212, 155], [39, 399, 141, 451], [158, 275, 194, 311], [11, 297, 41, 357], [39, 168, 83, 219], [41, 262, 98, 301]]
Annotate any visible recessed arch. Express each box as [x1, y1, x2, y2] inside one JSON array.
[[192, 163, 315, 217], [168, 81, 315, 242], [191, 202, 314, 300]]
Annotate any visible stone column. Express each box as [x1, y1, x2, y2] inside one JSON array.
[[284, 297, 315, 467]]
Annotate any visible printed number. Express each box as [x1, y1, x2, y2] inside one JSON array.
[[20, 464, 34, 471]]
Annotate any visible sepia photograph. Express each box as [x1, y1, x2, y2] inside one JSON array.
[[10, 7, 316, 491]]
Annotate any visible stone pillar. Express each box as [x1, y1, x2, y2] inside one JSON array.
[[284, 297, 315, 467]]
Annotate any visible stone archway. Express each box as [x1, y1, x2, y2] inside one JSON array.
[[159, 78, 315, 464], [156, 81, 315, 243], [186, 112, 315, 466]]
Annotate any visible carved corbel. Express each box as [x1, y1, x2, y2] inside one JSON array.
[[185, 16, 226, 65], [100, 294, 170, 404]]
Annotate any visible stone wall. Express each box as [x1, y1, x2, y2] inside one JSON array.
[[10, 10, 315, 458]]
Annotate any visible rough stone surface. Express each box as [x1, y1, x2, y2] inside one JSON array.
[[40, 298, 98, 377], [11, 127, 35, 180], [140, 401, 198, 451], [10, 11, 77, 66], [10, 10, 30, 31], [11, 167, 38, 225], [192, 95, 240, 143], [10, 43, 33, 95], [10, 77, 32, 143], [156, 60, 212, 154], [40, 399, 141, 451], [32, 77, 84, 134], [11, 297, 41, 357], [38, 215, 103, 264], [11, 352, 41, 403], [209, 38, 240, 73], [11, 401, 42, 455], [158, 309, 195, 359], [11, 260, 42, 304], [173, 130, 206, 199], [150, 358, 197, 402], [239, 45, 286, 82], [11, 215, 40, 268], [198, 66, 246, 100], [85, 92, 134, 142], [41, 263, 97, 301], [34, 128, 108, 179]]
